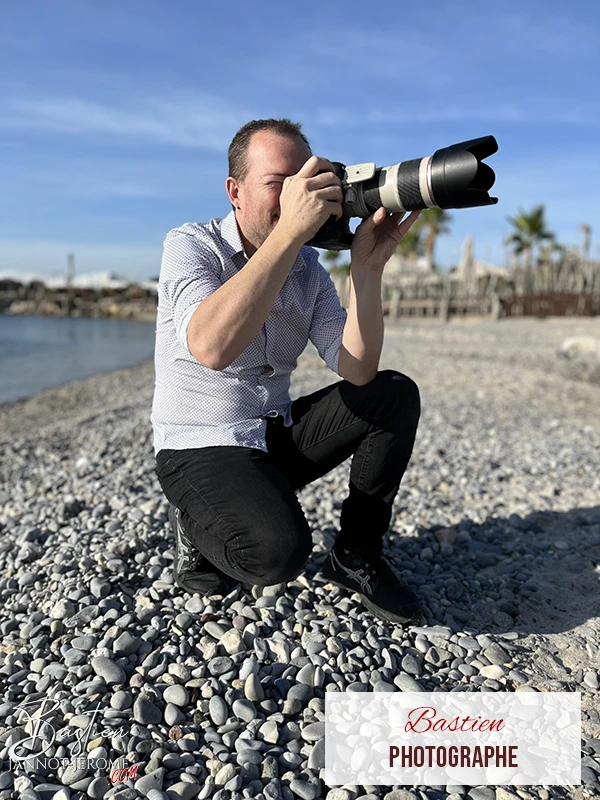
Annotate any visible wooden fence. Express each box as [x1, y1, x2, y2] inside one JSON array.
[[500, 292, 599, 317], [330, 251, 600, 321]]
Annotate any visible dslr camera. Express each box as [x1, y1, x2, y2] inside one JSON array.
[[306, 135, 498, 250]]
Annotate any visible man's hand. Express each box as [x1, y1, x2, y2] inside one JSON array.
[[276, 156, 343, 246], [350, 207, 422, 271]]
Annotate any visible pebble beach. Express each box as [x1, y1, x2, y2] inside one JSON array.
[[0, 315, 599, 800]]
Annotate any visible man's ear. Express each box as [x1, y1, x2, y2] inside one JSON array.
[[225, 177, 240, 209]]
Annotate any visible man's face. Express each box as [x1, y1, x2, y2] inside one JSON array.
[[227, 130, 312, 256]]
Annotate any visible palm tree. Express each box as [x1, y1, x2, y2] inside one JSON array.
[[505, 204, 555, 291], [323, 250, 341, 269], [419, 207, 453, 270], [395, 224, 423, 259], [579, 223, 592, 261], [505, 205, 555, 270], [323, 249, 350, 276], [538, 240, 566, 263]]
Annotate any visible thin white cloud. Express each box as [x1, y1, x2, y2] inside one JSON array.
[[313, 104, 600, 127], [4, 93, 254, 149], [247, 8, 599, 97], [5, 91, 598, 154], [247, 25, 452, 92], [306, 27, 452, 88], [24, 170, 160, 198], [0, 148, 228, 201], [490, 10, 600, 59]]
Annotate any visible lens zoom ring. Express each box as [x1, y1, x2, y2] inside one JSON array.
[[397, 159, 425, 210]]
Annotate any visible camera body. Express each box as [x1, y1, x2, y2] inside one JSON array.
[[306, 135, 499, 251]]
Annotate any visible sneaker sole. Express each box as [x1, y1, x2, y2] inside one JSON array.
[[360, 593, 424, 626], [321, 570, 423, 626]]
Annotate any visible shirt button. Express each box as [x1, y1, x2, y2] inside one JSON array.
[[262, 364, 274, 374], [265, 410, 278, 417]]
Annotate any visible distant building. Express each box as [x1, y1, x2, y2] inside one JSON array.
[[0, 270, 50, 286], [0, 270, 156, 292], [383, 253, 433, 282], [45, 271, 129, 290]]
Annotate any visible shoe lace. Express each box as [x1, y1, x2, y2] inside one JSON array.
[[338, 547, 400, 584], [374, 552, 403, 582]]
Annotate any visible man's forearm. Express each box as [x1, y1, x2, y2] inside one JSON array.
[[337, 265, 384, 385], [187, 228, 302, 369]]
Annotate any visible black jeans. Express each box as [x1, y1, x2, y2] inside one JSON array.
[[154, 369, 420, 587]]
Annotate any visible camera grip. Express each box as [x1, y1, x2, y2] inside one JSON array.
[[305, 162, 354, 250]]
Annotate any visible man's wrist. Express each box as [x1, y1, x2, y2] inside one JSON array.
[[269, 223, 305, 254], [350, 259, 384, 272], [350, 263, 384, 289]]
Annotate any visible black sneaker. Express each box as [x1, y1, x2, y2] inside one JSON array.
[[320, 543, 423, 625], [168, 502, 237, 596]]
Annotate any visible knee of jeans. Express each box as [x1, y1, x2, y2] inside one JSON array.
[[243, 529, 312, 587], [370, 369, 421, 419]]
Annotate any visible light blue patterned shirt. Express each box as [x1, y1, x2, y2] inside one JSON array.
[[151, 211, 348, 455]]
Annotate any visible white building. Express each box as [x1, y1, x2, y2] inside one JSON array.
[[0, 270, 155, 291]]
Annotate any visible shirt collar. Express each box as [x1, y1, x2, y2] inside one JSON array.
[[220, 210, 306, 272]]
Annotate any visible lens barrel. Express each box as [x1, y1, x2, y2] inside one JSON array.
[[342, 135, 498, 217]]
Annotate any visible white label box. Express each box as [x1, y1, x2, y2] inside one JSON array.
[[324, 692, 581, 786]]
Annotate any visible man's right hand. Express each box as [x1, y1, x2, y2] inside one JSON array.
[[276, 156, 343, 246]]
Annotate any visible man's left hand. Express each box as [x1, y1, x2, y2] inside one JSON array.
[[350, 208, 422, 272]]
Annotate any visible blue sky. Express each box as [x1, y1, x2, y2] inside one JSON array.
[[1, 0, 599, 280]]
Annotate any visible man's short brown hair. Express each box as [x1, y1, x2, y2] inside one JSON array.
[[227, 118, 311, 211]]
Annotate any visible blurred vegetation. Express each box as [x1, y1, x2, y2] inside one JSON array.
[[393, 207, 453, 275], [323, 207, 454, 275], [505, 204, 555, 270], [321, 203, 593, 277], [504, 205, 595, 271], [323, 248, 350, 276]]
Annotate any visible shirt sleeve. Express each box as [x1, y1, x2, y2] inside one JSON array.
[[308, 258, 348, 375], [159, 231, 223, 353]]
